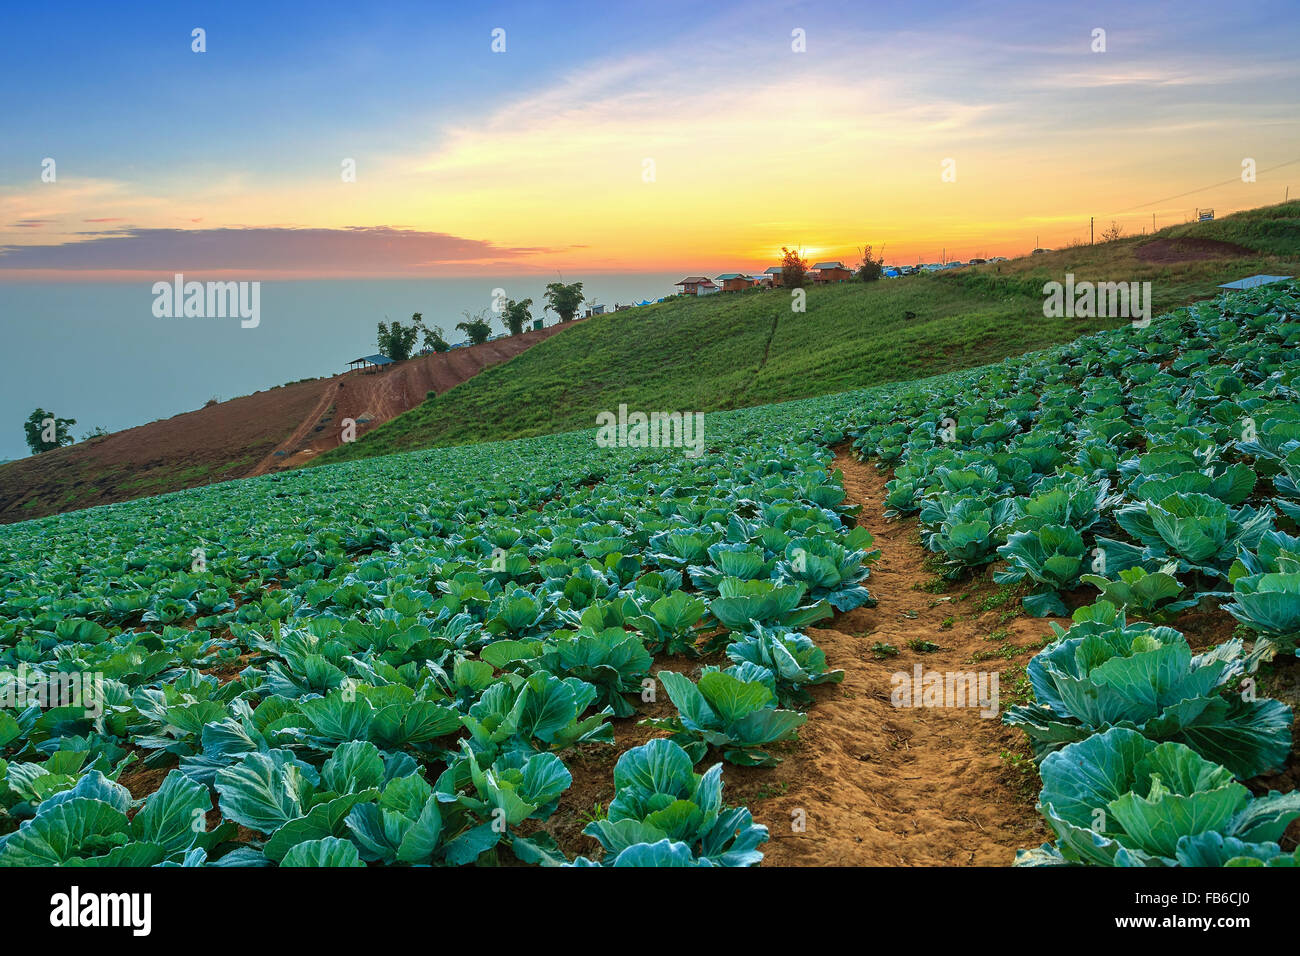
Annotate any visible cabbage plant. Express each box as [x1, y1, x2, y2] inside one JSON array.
[[480, 626, 652, 718], [687, 543, 774, 593], [1078, 565, 1197, 618], [724, 625, 844, 707], [627, 590, 708, 656], [461, 671, 614, 760], [775, 527, 879, 611], [1223, 572, 1300, 653], [574, 738, 767, 866], [1114, 492, 1274, 581], [921, 495, 1017, 569], [1005, 604, 1291, 779], [708, 578, 832, 633], [1019, 728, 1300, 866], [995, 524, 1088, 616], [642, 670, 806, 766], [0, 770, 222, 866]]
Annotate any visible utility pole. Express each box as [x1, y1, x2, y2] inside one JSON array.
[[1153, 213, 1156, 234], [1090, 216, 1094, 245]]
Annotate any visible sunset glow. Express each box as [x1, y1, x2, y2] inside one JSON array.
[[2, 0, 1298, 278]]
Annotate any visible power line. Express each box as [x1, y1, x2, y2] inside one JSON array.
[[1114, 157, 1300, 213]]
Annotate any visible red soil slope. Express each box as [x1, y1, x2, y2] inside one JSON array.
[[0, 321, 580, 523], [249, 324, 581, 473]]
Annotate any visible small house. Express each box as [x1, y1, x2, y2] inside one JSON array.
[[674, 276, 720, 296], [347, 354, 394, 373], [716, 273, 755, 292], [811, 261, 852, 283], [763, 266, 785, 288]]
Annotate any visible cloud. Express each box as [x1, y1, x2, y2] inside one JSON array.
[[0, 226, 557, 274]]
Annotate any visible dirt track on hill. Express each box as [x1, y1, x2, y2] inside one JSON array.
[[249, 324, 582, 473], [0, 320, 582, 523]]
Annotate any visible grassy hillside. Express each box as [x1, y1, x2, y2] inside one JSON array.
[[313, 201, 1300, 467]]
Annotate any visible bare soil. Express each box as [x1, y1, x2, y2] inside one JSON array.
[[1135, 237, 1254, 264]]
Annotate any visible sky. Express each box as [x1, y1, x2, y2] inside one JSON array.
[[1, 0, 1298, 277]]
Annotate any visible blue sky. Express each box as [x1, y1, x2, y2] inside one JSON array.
[[1, 0, 1297, 272]]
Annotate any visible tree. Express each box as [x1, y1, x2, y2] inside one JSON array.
[[856, 244, 885, 282], [502, 298, 534, 336], [456, 309, 494, 346], [422, 323, 451, 353], [24, 408, 76, 455], [376, 314, 421, 361], [544, 281, 584, 323], [781, 247, 808, 289], [1100, 221, 1124, 242]]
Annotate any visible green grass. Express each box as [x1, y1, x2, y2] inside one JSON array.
[[313, 201, 1300, 468]]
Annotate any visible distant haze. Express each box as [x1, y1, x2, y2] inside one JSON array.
[[0, 275, 683, 461]]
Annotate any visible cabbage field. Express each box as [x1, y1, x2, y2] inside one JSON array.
[[1, 280, 1299, 867]]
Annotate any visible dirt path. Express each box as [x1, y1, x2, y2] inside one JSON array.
[[722, 450, 1057, 865], [735, 311, 780, 403], [246, 379, 346, 476]]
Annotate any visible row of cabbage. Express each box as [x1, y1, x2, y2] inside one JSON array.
[[853, 282, 1300, 634], [846, 280, 1300, 866], [0, 416, 874, 866]]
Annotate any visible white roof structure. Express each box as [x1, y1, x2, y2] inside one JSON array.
[[1218, 274, 1292, 290]]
